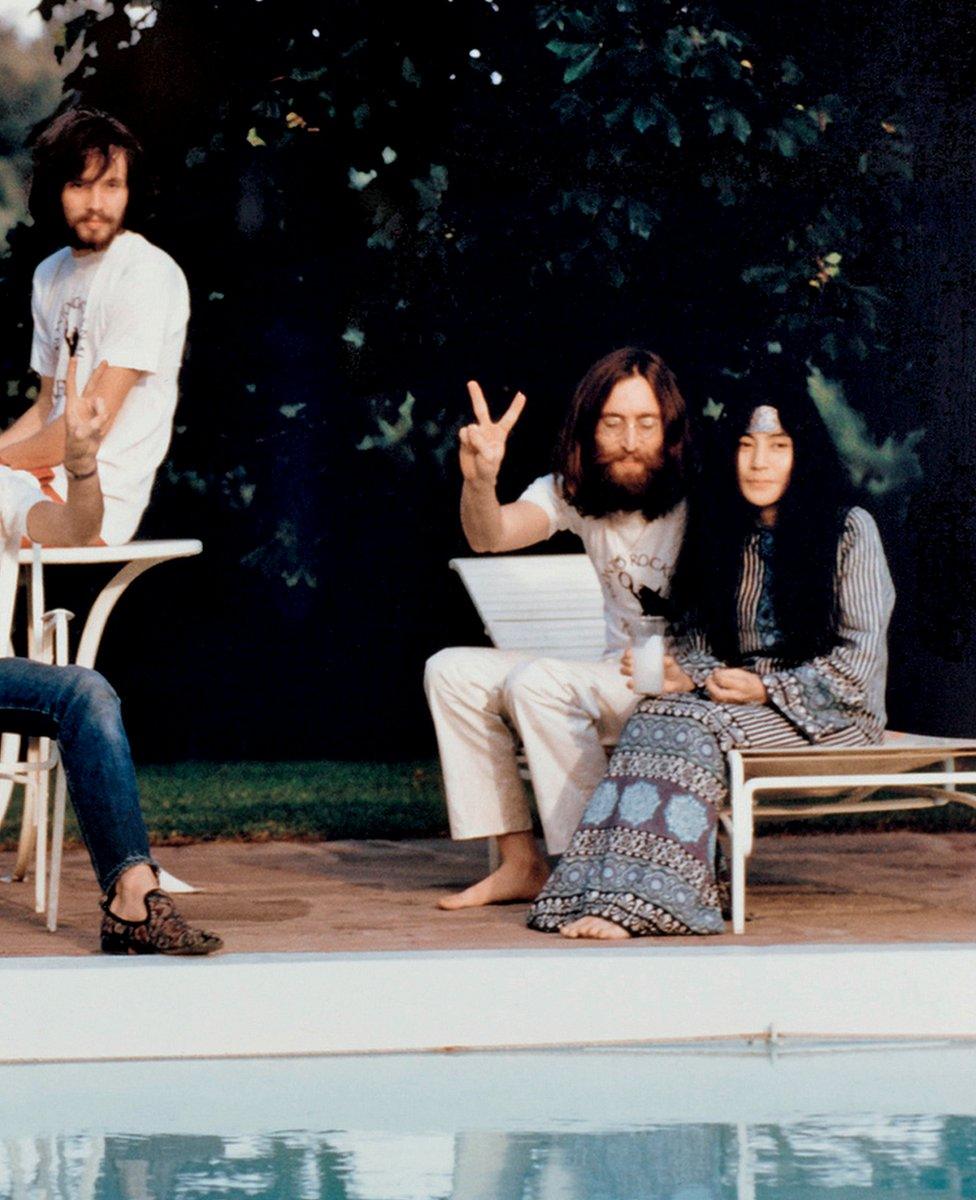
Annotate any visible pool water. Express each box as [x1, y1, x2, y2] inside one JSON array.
[[2, 1043, 974, 1199]]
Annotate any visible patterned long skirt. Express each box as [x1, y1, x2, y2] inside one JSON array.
[[527, 693, 871, 936]]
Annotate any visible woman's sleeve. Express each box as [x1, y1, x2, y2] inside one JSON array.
[[760, 508, 894, 741], [672, 627, 727, 688]]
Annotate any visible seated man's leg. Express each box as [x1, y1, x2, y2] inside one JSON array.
[[504, 656, 636, 854], [424, 647, 550, 908], [0, 658, 221, 954]]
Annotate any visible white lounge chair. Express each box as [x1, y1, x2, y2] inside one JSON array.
[[450, 552, 976, 932]]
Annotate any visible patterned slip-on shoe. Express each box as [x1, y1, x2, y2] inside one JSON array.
[[100, 888, 223, 956]]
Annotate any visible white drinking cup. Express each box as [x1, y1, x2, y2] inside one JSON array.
[[629, 615, 667, 694]]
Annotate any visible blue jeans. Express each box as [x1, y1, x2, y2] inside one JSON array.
[[0, 658, 154, 894]]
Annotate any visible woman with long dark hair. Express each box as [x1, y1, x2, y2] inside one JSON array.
[[527, 388, 895, 938]]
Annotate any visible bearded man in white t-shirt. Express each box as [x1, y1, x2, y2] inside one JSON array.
[[425, 346, 691, 908], [0, 108, 189, 545]]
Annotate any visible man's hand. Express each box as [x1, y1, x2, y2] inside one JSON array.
[[705, 668, 768, 705], [621, 649, 695, 694], [459, 380, 526, 485], [25, 355, 107, 546], [64, 356, 110, 477]]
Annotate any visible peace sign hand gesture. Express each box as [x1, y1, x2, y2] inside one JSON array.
[[459, 380, 526, 484], [64, 356, 110, 480]]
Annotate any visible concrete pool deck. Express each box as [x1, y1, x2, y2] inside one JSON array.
[[1, 828, 974, 956], [1, 831, 973, 1062]]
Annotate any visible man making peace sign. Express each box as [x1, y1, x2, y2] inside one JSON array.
[[0, 358, 221, 953], [425, 347, 690, 909]]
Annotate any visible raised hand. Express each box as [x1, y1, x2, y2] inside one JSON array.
[[459, 380, 526, 484], [64, 356, 110, 479]]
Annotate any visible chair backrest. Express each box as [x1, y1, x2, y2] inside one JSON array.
[[450, 554, 607, 660]]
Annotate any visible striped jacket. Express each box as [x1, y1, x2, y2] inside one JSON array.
[[675, 507, 895, 742]]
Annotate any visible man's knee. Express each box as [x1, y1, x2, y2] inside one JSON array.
[[503, 657, 567, 709], [61, 665, 120, 714], [424, 647, 476, 701]]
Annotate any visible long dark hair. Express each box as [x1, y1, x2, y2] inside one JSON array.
[[554, 346, 690, 520], [671, 382, 855, 664], [29, 107, 147, 238]]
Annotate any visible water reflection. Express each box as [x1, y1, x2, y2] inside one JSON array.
[[2, 1118, 973, 1200]]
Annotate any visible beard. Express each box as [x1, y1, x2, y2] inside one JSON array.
[[67, 212, 123, 252], [568, 450, 685, 521]]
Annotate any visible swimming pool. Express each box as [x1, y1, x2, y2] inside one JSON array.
[[3, 1042, 974, 1198]]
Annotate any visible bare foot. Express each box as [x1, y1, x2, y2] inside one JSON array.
[[438, 858, 550, 910], [109, 862, 157, 921], [560, 915, 631, 940]]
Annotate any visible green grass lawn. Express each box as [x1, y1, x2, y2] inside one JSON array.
[[1, 760, 448, 849], [1, 759, 973, 849]]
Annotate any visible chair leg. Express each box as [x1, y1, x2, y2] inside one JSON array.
[[13, 748, 38, 883], [47, 764, 67, 933], [0, 731, 21, 832], [34, 738, 50, 914], [731, 842, 747, 935], [727, 753, 749, 934]]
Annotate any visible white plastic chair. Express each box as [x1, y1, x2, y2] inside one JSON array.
[[1, 540, 203, 930], [722, 734, 976, 933], [0, 545, 68, 927]]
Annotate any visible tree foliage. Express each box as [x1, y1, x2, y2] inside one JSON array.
[[0, 21, 61, 245], [0, 0, 961, 753], [3, 1, 922, 546]]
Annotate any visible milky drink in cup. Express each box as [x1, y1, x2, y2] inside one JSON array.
[[630, 615, 666, 694]]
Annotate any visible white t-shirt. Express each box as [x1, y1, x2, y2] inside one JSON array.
[[30, 230, 190, 544], [518, 473, 687, 652]]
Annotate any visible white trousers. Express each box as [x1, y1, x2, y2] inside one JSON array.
[[424, 647, 637, 854]]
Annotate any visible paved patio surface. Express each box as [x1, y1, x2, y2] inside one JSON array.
[[1, 830, 973, 957]]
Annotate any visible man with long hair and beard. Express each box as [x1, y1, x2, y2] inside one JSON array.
[[425, 347, 690, 909], [0, 107, 189, 546]]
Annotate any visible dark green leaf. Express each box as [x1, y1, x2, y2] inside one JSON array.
[[604, 98, 631, 128], [781, 57, 803, 84], [545, 39, 590, 60], [563, 44, 601, 83], [730, 110, 751, 143], [627, 199, 657, 239], [773, 129, 797, 157]]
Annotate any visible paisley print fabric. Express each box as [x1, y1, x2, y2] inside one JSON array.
[[527, 692, 874, 936]]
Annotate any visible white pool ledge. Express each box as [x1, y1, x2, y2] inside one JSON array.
[[1, 942, 974, 1063]]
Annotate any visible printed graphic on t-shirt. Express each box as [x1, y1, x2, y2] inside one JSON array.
[[52, 296, 89, 402], [600, 551, 674, 616]]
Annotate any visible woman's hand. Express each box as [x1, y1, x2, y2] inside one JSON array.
[[705, 668, 768, 705], [621, 650, 695, 694], [663, 655, 695, 694]]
